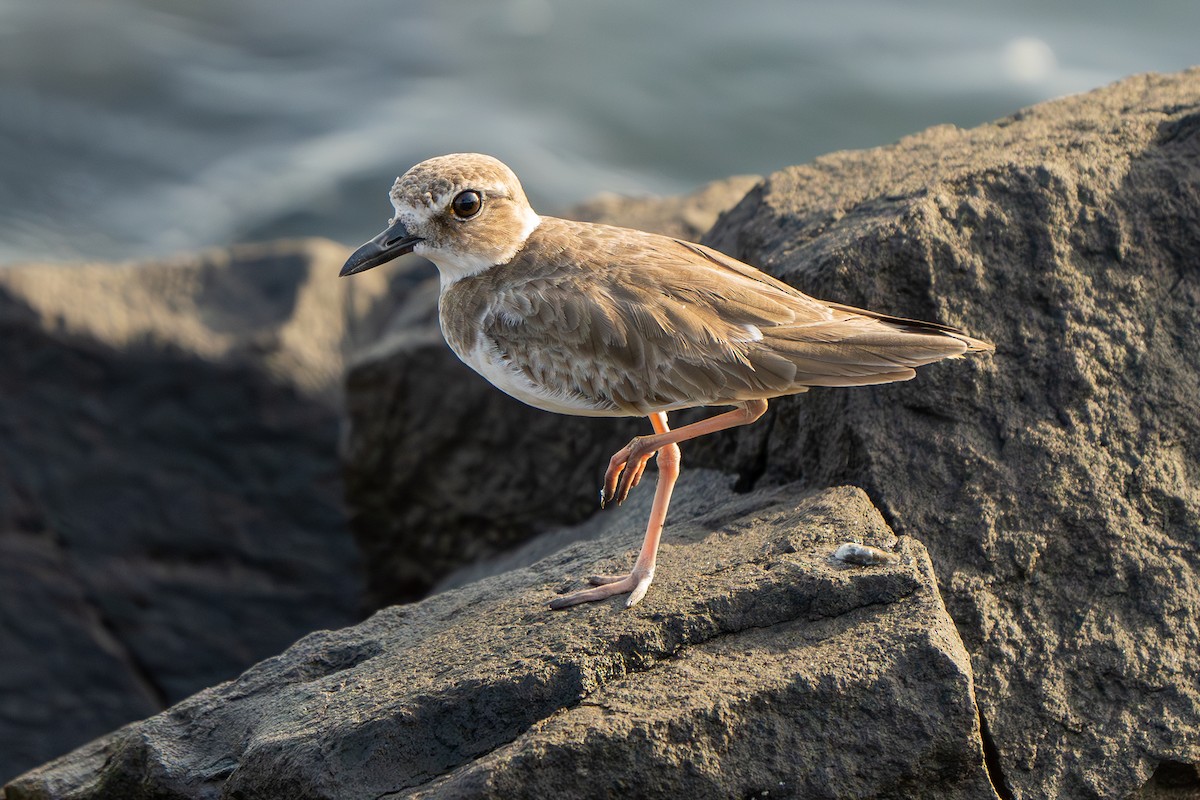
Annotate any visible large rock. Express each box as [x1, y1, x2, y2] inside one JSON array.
[[699, 70, 1200, 798], [0, 239, 402, 402], [345, 70, 1200, 797], [342, 176, 759, 606], [0, 240, 406, 781], [4, 477, 999, 799]]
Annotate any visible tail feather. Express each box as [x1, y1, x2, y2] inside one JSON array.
[[754, 303, 992, 392], [825, 301, 995, 354]]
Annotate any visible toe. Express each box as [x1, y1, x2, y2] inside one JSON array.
[[550, 566, 658, 610], [549, 580, 627, 609], [549, 574, 637, 609], [625, 576, 653, 607]]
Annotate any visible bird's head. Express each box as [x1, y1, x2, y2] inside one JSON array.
[[340, 153, 541, 283]]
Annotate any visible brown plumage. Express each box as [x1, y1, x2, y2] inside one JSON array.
[[441, 217, 990, 417], [341, 153, 993, 610]]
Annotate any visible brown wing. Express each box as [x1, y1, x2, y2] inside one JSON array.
[[677, 239, 994, 353], [474, 218, 988, 415]]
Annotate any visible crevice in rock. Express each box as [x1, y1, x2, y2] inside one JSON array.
[[978, 706, 1015, 800], [1138, 760, 1200, 797], [42, 524, 170, 711], [92, 610, 170, 710]]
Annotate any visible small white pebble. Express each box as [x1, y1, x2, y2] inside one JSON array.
[[834, 542, 900, 566]]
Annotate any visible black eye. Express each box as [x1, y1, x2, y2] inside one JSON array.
[[451, 190, 483, 218]]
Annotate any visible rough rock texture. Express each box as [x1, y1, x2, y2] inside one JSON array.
[[5, 477, 999, 800], [699, 70, 1200, 799], [342, 176, 759, 606], [343, 71, 1200, 797], [0, 240, 407, 781]]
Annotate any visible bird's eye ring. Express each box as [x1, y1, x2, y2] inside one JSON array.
[[451, 190, 483, 219]]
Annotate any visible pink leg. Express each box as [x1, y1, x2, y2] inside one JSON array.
[[602, 399, 767, 507], [549, 412, 682, 609]]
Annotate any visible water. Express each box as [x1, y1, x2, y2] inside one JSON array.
[[0, 0, 1196, 264]]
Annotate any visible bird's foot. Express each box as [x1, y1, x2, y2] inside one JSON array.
[[548, 567, 655, 610], [601, 436, 660, 507]]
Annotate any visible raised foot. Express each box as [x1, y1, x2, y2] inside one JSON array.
[[600, 436, 659, 508], [548, 568, 655, 610]]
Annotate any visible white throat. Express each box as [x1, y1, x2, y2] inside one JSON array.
[[419, 206, 542, 290]]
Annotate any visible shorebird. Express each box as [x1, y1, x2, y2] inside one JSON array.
[[340, 153, 992, 610]]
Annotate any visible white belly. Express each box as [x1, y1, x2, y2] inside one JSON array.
[[452, 335, 625, 418]]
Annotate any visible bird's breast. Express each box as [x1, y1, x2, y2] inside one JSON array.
[[437, 285, 624, 418]]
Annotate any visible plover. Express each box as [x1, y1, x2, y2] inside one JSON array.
[[341, 153, 992, 610]]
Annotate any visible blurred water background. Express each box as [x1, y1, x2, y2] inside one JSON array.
[[0, 0, 1197, 265]]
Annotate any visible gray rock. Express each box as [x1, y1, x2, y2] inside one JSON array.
[[4, 477, 999, 799], [567, 174, 762, 241], [0, 238, 404, 403], [699, 69, 1200, 798], [0, 240, 406, 780], [342, 176, 760, 606]]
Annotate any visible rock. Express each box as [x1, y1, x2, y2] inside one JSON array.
[[0, 238, 404, 403], [342, 176, 760, 606], [0, 240, 406, 780], [3, 477, 999, 799], [699, 69, 1200, 798], [347, 70, 1200, 796], [568, 174, 762, 241]]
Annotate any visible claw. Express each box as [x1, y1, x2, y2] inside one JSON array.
[[599, 431, 663, 509], [612, 440, 654, 506], [603, 444, 631, 507]]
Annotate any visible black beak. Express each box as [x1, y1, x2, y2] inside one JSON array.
[[340, 219, 424, 277]]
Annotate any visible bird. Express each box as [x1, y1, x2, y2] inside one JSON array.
[[340, 153, 993, 610]]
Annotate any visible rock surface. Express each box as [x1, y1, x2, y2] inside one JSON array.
[[0, 240, 406, 780], [567, 174, 761, 241], [345, 71, 1200, 797], [342, 176, 760, 606], [700, 70, 1200, 799], [4, 477, 999, 800]]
